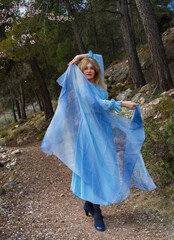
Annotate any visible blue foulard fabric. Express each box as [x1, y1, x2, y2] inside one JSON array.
[[41, 64, 156, 205]]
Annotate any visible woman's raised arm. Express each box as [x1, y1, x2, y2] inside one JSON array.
[[68, 53, 88, 65]]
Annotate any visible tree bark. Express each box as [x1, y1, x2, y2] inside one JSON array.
[[127, 0, 135, 34], [118, 0, 146, 88], [136, 15, 143, 45], [89, 0, 99, 52], [27, 80, 43, 111], [15, 99, 21, 119], [12, 100, 17, 123], [19, 81, 27, 120], [29, 57, 54, 120], [135, 0, 174, 91], [64, 0, 86, 53], [35, 90, 43, 111], [9, 88, 17, 123]]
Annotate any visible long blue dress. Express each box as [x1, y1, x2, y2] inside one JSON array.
[[41, 64, 156, 205]]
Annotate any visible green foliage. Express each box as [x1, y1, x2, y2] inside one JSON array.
[[56, 39, 73, 73], [152, 1, 174, 33], [142, 113, 174, 187], [0, 114, 13, 128], [38, 119, 45, 125], [37, 130, 46, 141], [153, 96, 173, 119], [0, 130, 8, 138], [123, 84, 133, 90], [112, 60, 119, 65], [111, 84, 124, 92], [117, 78, 125, 83], [140, 87, 150, 94]]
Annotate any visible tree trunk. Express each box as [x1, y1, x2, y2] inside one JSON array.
[[127, 0, 135, 34], [29, 57, 54, 120], [30, 98, 36, 113], [27, 81, 43, 111], [12, 100, 17, 123], [19, 81, 27, 120], [9, 88, 17, 123], [89, 0, 99, 52], [118, 0, 146, 88], [135, 0, 174, 91], [136, 15, 143, 45], [15, 99, 21, 119], [64, 0, 86, 53], [35, 90, 43, 111]]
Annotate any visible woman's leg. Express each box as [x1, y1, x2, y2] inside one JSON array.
[[93, 204, 105, 231], [83, 201, 94, 216]]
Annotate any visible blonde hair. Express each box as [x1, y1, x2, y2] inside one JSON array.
[[78, 58, 107, 90]]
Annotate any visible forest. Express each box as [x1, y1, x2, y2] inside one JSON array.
[[0, 0, 174, 121], [0, 0, 174, 239]]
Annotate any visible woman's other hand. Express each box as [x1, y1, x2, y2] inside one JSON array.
[[121, 101, 136, 110], [68, 53, 88, 65], [68, 55, 81, 65]]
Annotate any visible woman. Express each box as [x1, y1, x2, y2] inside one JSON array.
[[41, 51, 156, 232]]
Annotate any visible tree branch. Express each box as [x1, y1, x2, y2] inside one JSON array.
[[104, 9, 123, 16]]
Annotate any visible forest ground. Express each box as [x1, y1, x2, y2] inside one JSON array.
[[0, 140, 173, 240]]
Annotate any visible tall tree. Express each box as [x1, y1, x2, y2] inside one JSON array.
[[29, 57, 54, 120], [117, 0, 146, 88], [135, 0, 174, 91], [64, 0, 86, 53]]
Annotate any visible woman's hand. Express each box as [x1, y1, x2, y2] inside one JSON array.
[[121, 101, 136, 110], [68, 55, 81, 65], [68, 53, 88, 65]]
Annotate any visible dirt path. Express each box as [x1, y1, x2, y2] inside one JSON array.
[[0, 142, 173, 240]]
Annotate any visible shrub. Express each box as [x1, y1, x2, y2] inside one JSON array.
[[0, 130, 8, 138], [153, 96, 173, 119], [123, 84, 133, 90], [112, 60, 119, 65], [142, 113, 174, 187]]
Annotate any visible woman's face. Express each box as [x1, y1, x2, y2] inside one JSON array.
[[83, 63, 96, 83]]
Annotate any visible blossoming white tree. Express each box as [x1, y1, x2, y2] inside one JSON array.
[[0, 0, 72, 120]]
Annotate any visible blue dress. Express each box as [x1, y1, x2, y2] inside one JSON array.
[[41, 64, 156, 205]]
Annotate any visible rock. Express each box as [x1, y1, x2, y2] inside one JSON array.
[[161, 88, 174, 97], [3, 182, 16, 191], [6, 160, 17, 170], [0, 149, 7, 153], [1, 154, 7, 159], [131, 93, 145, 102], [116, 88, 133, 101], [149, 98, 162, 105], [159, 126, 164, 131], [168, 90, 174, 98], [116, 82, 124, 87], [140, 97, 146, 105], [11, 149, 22, 155], [142, 60, 152, 70], [17, 138, 23, 144], [141, 97, 162, 120], [154, 113, 162, 120], [118, 73, 128, 81], [1, 158, 11, 164], [140, 84, 150, 92]]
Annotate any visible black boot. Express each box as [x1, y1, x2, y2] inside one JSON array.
[[93, 204, 105, 231], [83, 201, 94, 217], [0, 162, 4, 167]]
